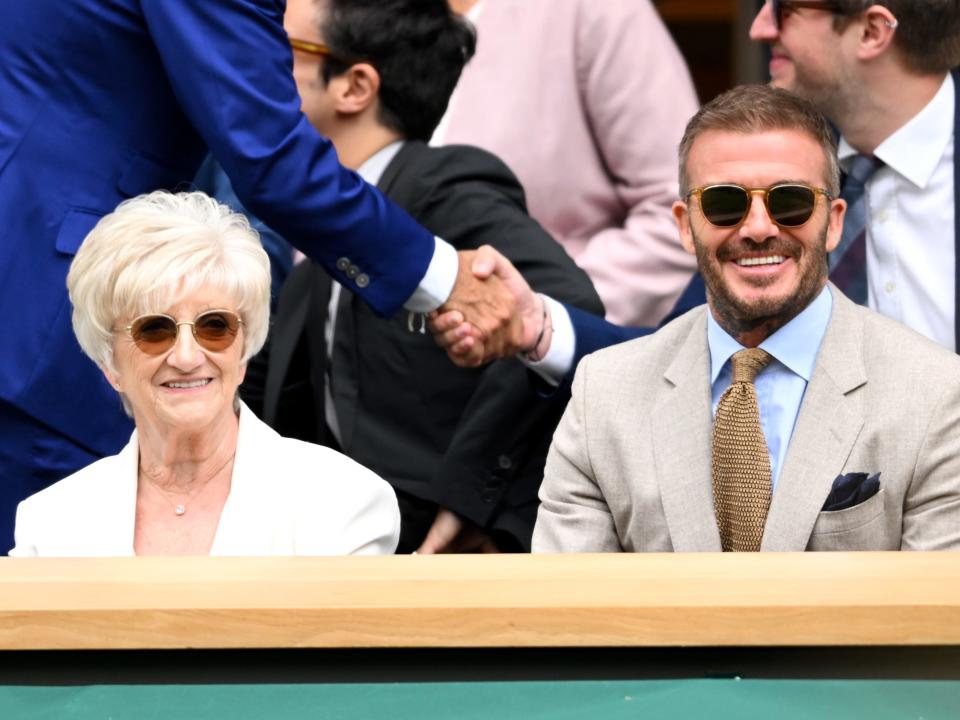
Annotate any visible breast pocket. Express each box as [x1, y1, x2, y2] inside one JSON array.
[[807, 488, 892, 551], [54, 208, 105, 256]]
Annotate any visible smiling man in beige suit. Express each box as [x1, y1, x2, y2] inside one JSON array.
[[533, 84, 960, 554]]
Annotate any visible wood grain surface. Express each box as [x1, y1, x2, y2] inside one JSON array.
[[1, 553, 958, 650]]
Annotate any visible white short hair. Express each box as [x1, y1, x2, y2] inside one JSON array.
[[67, 191, 271, 374]]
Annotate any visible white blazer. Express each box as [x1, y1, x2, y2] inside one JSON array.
[[11, 403, 400, 556]]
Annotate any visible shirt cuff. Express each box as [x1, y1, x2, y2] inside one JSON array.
[[404, 237, 458, 312], [523, 296, 574, 387]]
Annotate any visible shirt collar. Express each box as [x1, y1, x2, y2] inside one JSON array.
[[838, 72, 953, 190], [708, 284, 833, 384], [357, 140, 405, 185]]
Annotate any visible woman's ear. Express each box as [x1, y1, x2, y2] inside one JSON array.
[[101, 365, 122, 393]]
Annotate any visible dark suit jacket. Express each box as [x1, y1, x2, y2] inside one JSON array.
[[0, 0, 433, 462], [247, 141, 603, 551]]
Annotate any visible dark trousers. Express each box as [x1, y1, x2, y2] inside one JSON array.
[[0, 401, 100, 554]]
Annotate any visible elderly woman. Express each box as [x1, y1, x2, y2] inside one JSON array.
[[11, 191, 399, 556]]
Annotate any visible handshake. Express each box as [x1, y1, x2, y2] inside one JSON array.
[[437, 246, 550, 367]]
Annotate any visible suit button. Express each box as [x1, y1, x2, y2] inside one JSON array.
[[336, 257, 350, 271], [497, 455, 512, 470], [481, 490, 497, 503], [346, 265, 359, 279], [355, 273, 369, 288]]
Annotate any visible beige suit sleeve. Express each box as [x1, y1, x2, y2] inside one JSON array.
[[571, 0, 699, 326], [532, 357, 622, 552], [901, 380, 960, 550]]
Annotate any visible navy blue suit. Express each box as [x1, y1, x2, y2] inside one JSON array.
[[0, 0, 434, 553], [566, 274, 706, 368]]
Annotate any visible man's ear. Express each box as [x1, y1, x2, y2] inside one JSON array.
[[332, 63, 381, 116], [857, 5, 898, 61], [673, 199, 696, 256], [824, 197, 847, 254]]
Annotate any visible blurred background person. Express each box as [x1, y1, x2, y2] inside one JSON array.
[[11, 192, 398, 557], [751, 0, 960, 351], [438, 0, 700, 327], [242, 0, 602, 554]]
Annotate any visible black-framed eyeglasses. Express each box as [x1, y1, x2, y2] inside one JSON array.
[[686, 183, 834, 228], [120, 310, 244, 355], [771, 0, 845, 29]]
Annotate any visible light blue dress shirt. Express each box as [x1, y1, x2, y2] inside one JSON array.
[[708, 286, 833, 488]]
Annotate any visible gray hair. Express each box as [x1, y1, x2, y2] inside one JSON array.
[[67, 191, 271, 376]]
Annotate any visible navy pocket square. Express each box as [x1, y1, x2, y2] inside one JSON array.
[[821, 472, 881, 512]]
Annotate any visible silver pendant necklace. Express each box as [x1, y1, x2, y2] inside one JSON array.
[[140, 452, 235, 517]]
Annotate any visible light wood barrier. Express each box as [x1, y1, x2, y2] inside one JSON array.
[[1, 552, 959, 651]]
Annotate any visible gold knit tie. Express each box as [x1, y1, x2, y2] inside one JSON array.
[[712, 348, 773, 552]]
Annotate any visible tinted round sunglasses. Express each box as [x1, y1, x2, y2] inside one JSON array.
[[121, 310, 244, 355], [686, 183, 834, 229]]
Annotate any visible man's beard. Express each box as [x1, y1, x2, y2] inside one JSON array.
[[774, 54, 856, 130], [693, 223, 829, 340]]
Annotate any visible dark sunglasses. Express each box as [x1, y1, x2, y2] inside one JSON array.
[[687, 183, 834, 228], [121, 310, 244, 355], [771, 0, 844, 29]]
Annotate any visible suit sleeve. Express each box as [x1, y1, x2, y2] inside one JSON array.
[[139, 0, 433, 316], [412, 151, 604, 546], [569, 0, 699, 325], [901, 381, 960, 550], [567, 304, 652, 369], [532, 356, 622, 552]]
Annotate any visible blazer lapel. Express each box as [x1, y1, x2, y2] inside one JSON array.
[[762, 287, 866, 550], [652, 309, 722, 551], [262, 261, 327, 426]]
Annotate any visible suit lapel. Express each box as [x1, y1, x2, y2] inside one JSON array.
[[762, 287, 866, 550], [262, 261, 321, 426], [327, 145, 412, 452], [652, 309, 722, 551]]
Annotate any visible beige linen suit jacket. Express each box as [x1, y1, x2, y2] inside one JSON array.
[[440, 0, 699, 326], [533, 286, 960, 552]]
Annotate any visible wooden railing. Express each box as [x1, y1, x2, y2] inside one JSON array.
[[1, 553, 959, 651]]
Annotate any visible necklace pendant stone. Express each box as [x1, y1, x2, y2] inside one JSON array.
[[174, 504, 186, 516]]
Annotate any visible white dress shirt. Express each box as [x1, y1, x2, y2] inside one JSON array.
[[838, 72, 956, 350]]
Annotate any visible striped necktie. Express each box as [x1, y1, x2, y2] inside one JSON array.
[[829, 154, 883, 304]]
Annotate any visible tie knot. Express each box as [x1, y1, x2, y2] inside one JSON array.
[[731, 348, 772, 384], [845, 153, 883, 186]]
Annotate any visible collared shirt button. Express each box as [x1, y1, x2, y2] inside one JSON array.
[[356, 273, 369, 288], [497, 455, 512, 470], [885, 281, 896, 294], [336, 257, 350, 271], [346, 265, 359, 279]]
